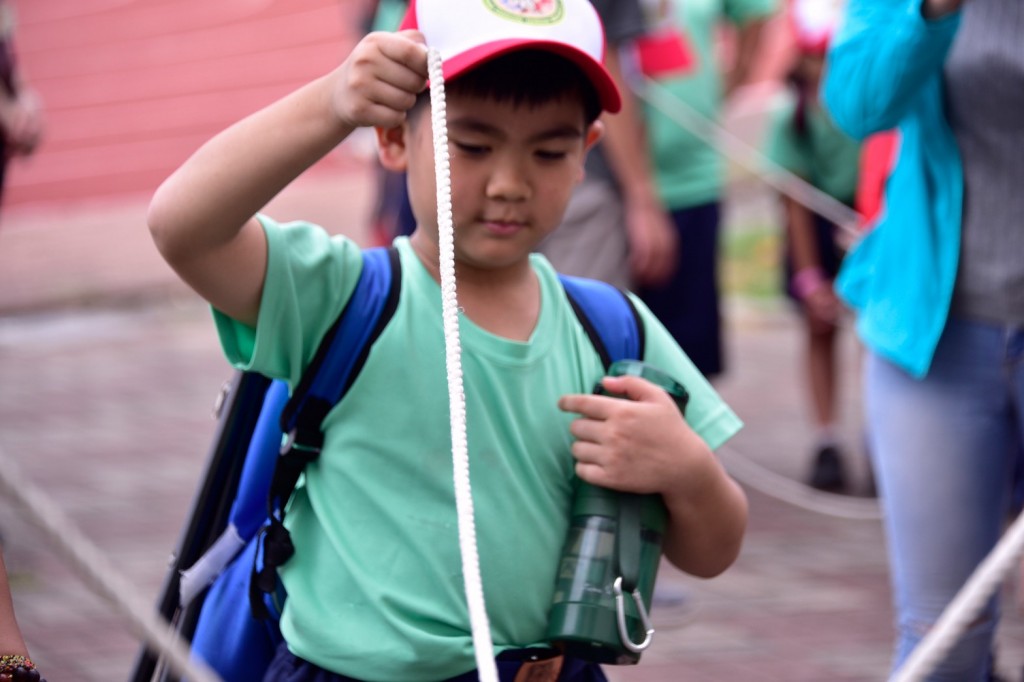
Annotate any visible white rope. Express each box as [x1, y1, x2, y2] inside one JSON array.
[[723, 442, 1024, 681], [717, 445, 882, 521], [0, 443, 222, 682], [636, 78, 864, 238], [889, 507, 1024, 682], [427, 47, 498, 681]]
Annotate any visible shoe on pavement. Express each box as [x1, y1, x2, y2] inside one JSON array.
[[808, 445, 846, 493]]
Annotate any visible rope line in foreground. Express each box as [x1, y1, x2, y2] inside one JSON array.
[[889, 508, 1024, 682], [636, 78, 863, 238], [718, 445, 882, 520], [0, 443, 222, 682], [427, 46, 498, 682]]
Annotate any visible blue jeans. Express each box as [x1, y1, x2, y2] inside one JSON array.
[[865, 317, 1024, 680]]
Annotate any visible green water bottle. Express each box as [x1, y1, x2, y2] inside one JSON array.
[[547, 360, 689, 664]]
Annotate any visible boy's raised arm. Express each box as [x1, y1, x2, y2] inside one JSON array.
[[147, 30, 428, 326]]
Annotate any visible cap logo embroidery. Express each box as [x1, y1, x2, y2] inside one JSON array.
[[483, 0, 565, 25]]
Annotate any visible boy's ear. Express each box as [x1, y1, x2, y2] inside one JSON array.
[[375, 124, 409, 172], [579, 120, 605, 180], [585, 119, 605, 152]]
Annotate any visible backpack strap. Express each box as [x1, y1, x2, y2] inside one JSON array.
[[280, 246, 403, 441], [558, 274, 645, 367], [251, 245, 402, 618]]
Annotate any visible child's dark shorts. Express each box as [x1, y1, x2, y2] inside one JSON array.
[[263, 641, 608, 682], [782, 211, 848, 304], [636, 201, 724, 379]]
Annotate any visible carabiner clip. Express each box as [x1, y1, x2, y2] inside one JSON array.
[[613, 576, 655, 653]]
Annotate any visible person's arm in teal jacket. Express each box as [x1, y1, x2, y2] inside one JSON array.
[[822, 0, 963, 139]]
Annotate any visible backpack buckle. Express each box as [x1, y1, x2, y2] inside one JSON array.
[[280, 428, 323, 458], [267, 429, 321, 520]]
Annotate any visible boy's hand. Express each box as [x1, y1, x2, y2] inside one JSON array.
[[563, 375, 748, 579], [558, 375, 705, 497], [333, 30, 429, 130], [626, 200, 678, 287]]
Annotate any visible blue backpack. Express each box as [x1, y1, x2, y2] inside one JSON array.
[[130, 246, 645, 682]]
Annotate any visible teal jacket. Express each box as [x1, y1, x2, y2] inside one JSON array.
[[823, 0, 962, 378]]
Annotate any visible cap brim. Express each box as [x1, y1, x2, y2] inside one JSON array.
[[441, 38, 621, 114]]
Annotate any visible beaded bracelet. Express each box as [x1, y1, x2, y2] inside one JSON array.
[[791, 265, 827, 300], [0, 655, 46, 682]]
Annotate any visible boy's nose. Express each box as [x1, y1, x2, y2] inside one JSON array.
[[485, 158, 531, 201]]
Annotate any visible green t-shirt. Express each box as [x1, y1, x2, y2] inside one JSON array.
[[643, 0, 778, 209], [763, 91, 861, 203], [368, 0, 407, 32], [214, 217, 743, 681]]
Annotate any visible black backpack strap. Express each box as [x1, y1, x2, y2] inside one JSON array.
[[251, 246, 402, 618], [558, 274, 645, 368]]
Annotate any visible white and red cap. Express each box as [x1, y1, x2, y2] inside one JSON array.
[[399, 0, 621, 113], [791, 0, 845, 56]]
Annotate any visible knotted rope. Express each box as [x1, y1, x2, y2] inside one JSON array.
[[427, 46, 498, 682]]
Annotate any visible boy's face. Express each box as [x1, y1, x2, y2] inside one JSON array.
[[378, 89, 602, 275]]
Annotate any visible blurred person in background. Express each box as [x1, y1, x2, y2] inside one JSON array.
[[824, 0, 1024, 677], [358, 0, 416, 245], [635, 0, 779, 381], [538, 0, 680, 292], [762, 0, 861, 492], [0, 0, 42, 209]]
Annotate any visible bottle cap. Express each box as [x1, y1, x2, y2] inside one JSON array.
[[607, 360, 688, 415]]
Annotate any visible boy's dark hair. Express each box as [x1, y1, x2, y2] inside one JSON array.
[[413, 49, 602, 125]]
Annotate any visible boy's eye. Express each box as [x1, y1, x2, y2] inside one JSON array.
[[535, 149, 569, 161], [453, 142, 489, 155]]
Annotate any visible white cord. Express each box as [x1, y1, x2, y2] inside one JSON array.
[[717, 445, 883, 521], [427, 47, 498, 681], [0, 443, 222, 682], [889, 507, 1024, 682], [637, 78, 864, 238]]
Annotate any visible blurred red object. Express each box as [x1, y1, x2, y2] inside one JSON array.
[[855, 130, 900, 230], [634, 26, 695, 78]]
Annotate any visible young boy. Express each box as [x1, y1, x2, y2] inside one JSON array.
[[148, 0, 747, 679]]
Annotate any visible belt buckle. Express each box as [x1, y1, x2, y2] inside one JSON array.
[[513, 653, 563, 682]]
